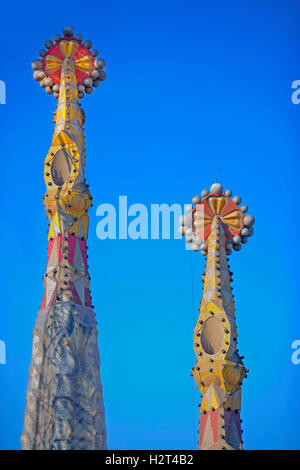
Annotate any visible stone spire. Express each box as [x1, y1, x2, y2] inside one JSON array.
[[179, 182, 255, 450], [21, 26, 107, 450]]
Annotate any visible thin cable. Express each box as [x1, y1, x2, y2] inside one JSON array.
[[190, 250, 197, 449]]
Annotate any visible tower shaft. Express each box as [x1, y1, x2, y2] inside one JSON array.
[[192, 216, 245, 450], [21, 55, 106, 450]]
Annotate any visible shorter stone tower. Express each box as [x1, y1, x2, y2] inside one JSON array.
[[179, 182, 255, 450]]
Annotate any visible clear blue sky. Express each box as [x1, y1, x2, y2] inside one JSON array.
[[0, 0, 300, 450]]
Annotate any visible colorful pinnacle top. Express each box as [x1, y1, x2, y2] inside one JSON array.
[[179, 182, 255, 256], [31, 25, 106, 98]]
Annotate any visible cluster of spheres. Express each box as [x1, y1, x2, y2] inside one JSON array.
[[31, 26, 106, 98], [178, 183, 255, 256]]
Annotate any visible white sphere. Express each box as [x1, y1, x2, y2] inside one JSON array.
[[244, 214, 255, 227], [232, 195, 242, 205], [83, 40, 93, 49], [78, 85, 85, 92], [91, 49, 99, 57], [78, 91, 84, 99], [233, 243, 242, 251], [247, 227, 254, 237], [178, 226, 185, 236], [241, 227, 249, 237], [91, 70, 99, 79], [33, 71, 42, 81], [226, 242, 233, 251], [76, 34, 83, 41], [240, 204, 248, 213], [38, 70, 46, 79], [63, 26, 74, 37], [192, 195, 201, 205], [185, 228, 193, 237], [84, 77, 93, 87], [233, 235, 241, 244], [32, 59, 42, 70], [45, 86, 53, 94], [201, 189, 209, 197], [44, 77, 53, 87], [210, 183, 223, 194], [186, 236, 193, 244], [40, 78, 47, 88], [53, 84, 59, 92], [44, 40, 53, 49], [54, 92, 59, 99], [224, 189, 232, 197], [98, 70, 106, 81], [95, 58, 105, 70]]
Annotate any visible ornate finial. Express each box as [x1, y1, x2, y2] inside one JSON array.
[[179, 183, 255, 255], [31, 26, 106, 98]]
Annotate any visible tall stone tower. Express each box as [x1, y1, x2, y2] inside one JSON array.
[[21, 26, 107, 450], [179, 182, 255, 450]]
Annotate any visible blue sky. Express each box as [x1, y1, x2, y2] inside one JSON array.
[[0, 0, 300, 450]]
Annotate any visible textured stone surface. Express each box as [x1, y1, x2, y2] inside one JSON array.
[[21, 304, 106, 450]]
